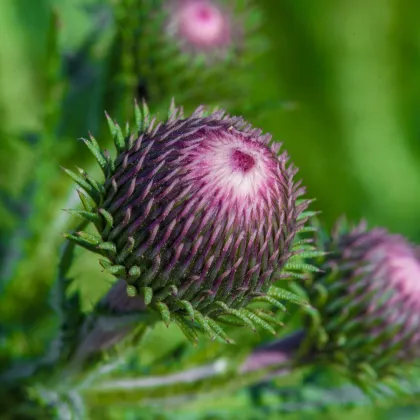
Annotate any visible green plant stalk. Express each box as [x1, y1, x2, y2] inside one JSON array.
[[68, 279, 157, 366], [80, 331, 305, 407]]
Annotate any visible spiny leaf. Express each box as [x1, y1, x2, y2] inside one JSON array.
[[76, 166, 105, 195], [291, 250, 325, 260], [194, 310, 218, 339], [205, 317, 231, 343], [278, 271, 309, 280], [241, 309, 276, 335], [99, 208, 113, 234], [297, 210, 320, 220], [116, 237, 135, 263], [104, 264, 126, 277], [172, 313, 198, 346], [80, 137, 109, 176], [76, 231, 102, 245], [155, 285, 178, 300], [97, 241, 117, 254], [140, 99, 150, 132], [105, 112, 117, 139], [64, 233, 100, 253], [65, 209, 100, 225], [250, 310, 284, 327], [134, 99, 142, 132], [215, 302, 256, 332], [178, 300, 195, 321], [252, 295, 287, 312], [62, 167, 98, 202], [139, 287, 153, 305], [77, 189, 95, 212], [114, 123, 126, 153], [128, 265, 141, 279], [268, 287, 309, 307], [298, 226, 318, 234], [284, 262, 322, 273], [156, 302, 171, 327]]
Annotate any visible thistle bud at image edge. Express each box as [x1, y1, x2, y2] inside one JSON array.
[[303, 221, 420, 382]]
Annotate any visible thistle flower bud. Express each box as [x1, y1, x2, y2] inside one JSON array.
[[165, 0, 233, 56], [115, 0, 266, 107], [65, 102, 311, 342], [305, 222, 420, 383]]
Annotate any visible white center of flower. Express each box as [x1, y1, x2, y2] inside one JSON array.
[[184, 129, 279, 212], [178, 1, 227, 46]]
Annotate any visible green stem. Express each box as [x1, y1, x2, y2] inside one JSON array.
[[82, 331, 305, 407]]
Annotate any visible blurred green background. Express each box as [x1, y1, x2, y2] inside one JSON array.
[[1, 0, 420, 418]]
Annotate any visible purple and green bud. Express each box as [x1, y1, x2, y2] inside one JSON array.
[[65, 101, 312, 342], [304, 221, 420, 383]]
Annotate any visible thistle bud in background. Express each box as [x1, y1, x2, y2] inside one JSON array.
[[65, 101, 313, 343], [165, 0, 235, 57], [304, 221, 420, 384], [114, 0, 266, 108]]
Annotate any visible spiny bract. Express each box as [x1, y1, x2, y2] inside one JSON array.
[[65, 101, 314, 343], [304, 221, 420, 384]]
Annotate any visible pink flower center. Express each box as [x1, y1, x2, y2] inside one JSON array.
[[388, 253, 420, 296], [183, 128, 281, 216], [196, 5, 212, 21], [369, 240, 420, 309], [231, 150, 256, 173], [175, 0, 230, 48]]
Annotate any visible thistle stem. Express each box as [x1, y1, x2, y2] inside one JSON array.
[[240, 330, 306, 376], [84, 330, 305, 405], [69, 279, 155, 365]]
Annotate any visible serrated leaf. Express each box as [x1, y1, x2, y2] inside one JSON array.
[[65, 209, 100, 225], [284, 262, 322, 273], [241, 309, 276, 335], [268, 287, 309, 306], [252, 295, 287, 312], [64, 233, 100, 253], [76, 231, 102, 245], [172, 313, 198, 346], [297, 211, 320, 220], [128, 265, 141, 279], [278, 271, 309, 280], [215, 302, 255, 332], [291, 250, 326, 260], [77, 189, 95, 212], [97, 241, 117, 254], [205, 317, 231, 343], [139, 287, 153, 305], [80, 137, 108, 175], [134, 99, 142, 132], [62, 167, 98, 202], [194, 310, 217, 339], [99, 208, 113, 233], [104, 264, 126, 276], [156, 302, 171, 326], [178, 300, 195, 321], [114, 123, 126, 153]]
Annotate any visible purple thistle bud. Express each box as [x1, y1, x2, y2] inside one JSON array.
[[66, 102, 310, 341], [305, 222, 420, 381], [165, 0, 233, 55]]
